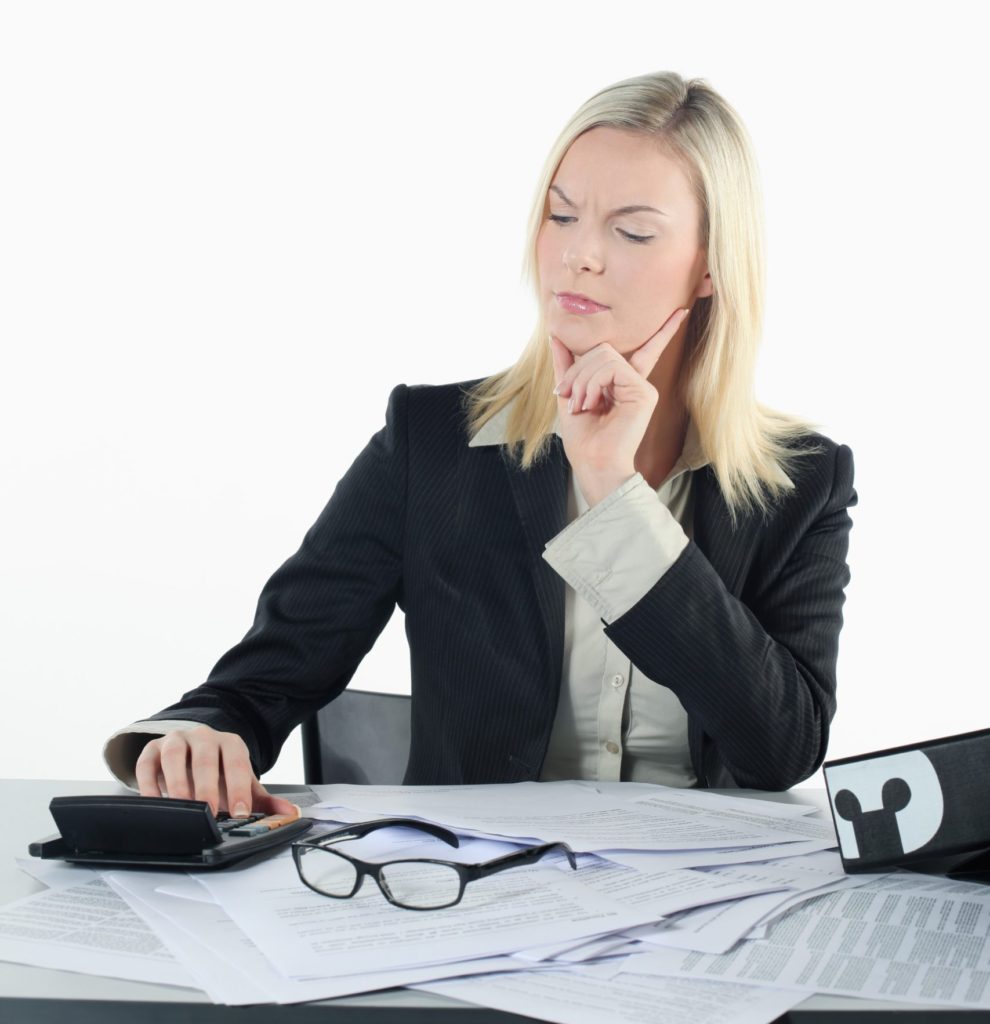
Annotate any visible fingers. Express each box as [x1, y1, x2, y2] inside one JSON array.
[[554, 343, 614, 406], [586, 361, 657, 415], [157, 730, 196, 801], [134, 727, 263, 819], [627, 307, 691, 377], [218, 732, 256, 818], [188, 728, 220, 815], [251, 778, 300, 818], [548, 335, 574, 390], [563, 346, 648, 415], [554, 307, 689, 413], [135, 738, 166, 797]]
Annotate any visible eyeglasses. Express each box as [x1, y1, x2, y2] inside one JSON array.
[[291, 817, 577, 911]]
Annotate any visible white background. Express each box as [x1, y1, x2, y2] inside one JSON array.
[[2, 1, 988, 786]]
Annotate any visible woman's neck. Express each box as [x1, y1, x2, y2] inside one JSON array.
[[635, 401, 689, 490], [636, 327, 690, 489]]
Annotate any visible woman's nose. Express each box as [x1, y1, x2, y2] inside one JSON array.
[[562, 234, 604, 274]]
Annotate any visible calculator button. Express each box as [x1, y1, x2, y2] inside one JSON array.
[[254, 814, 296, 830]]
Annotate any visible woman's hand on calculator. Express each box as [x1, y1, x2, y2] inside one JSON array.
[[134, 724, 297, 819]]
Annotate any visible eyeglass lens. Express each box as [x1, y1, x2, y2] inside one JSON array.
[[297, 847, 360, 897], [298, 847, 463, 909], [379, 861, 462, 909]]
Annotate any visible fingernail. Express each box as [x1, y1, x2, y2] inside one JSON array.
[[581, 396, 591, 411], [553, 383, 561, 395], [233, 801, 249, 817], [567, 396, 575, 414]]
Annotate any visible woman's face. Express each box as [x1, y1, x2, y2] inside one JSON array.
[[537, 126, 713, 359]]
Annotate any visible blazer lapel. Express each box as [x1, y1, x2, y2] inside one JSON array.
[[501, 437, 569, 694]]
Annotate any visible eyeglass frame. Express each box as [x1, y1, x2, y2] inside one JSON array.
[[290, 816, 577, 911]]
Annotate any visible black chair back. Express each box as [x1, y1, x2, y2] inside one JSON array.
[[301, 689, 411, 785]]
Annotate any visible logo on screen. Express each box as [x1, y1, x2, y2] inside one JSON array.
[[826, 751, 943, 861]]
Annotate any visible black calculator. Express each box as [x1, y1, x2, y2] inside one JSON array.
[[29, 795, 315, 869]]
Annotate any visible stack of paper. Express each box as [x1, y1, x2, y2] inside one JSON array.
[[5, 781, 990, 1023]]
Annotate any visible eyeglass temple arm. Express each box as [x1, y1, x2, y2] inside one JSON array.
[[325, 817, 460, 848], [466, 841, 576, 882]]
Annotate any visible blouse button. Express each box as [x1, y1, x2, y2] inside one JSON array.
[[611, 674, 625, 689], [605, 741, 620, 755]]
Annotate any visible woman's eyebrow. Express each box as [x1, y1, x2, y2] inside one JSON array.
[[550, 184, 669, 217]]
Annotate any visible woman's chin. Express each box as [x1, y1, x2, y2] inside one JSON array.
[[549, 326, 605, 357]]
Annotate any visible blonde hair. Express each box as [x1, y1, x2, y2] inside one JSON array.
[[463, 70, 817, 518]]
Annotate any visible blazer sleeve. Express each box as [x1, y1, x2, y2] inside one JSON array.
[[140, 384, 409, 775], [603, 442, 856, 790]]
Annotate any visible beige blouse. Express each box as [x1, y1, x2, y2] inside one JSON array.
[[471, 406, 707, 786]]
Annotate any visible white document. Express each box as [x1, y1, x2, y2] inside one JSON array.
[[615, 792, 835, 847], [697, 850, 854, 890], [600, 783, 821, 818], [419, 963, 807, 1024], [601, 838, 835, 872], [317, 782, 835, 851], [599, 851, 860, 957], [154, 875, 217, 903], [528, 931, 641, 965], [109, 870, 552, 1005], [106, 871, 270, 1004], [631, 873, 990, 1009], [16, 856, 99, 889], [514, 854, 787, 963], [0, 874, 196, 988], [198, 844, 672, 979], [629, 878, 868, 956]]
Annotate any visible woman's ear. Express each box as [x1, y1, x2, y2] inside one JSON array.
[[695, 268, 714, 300]]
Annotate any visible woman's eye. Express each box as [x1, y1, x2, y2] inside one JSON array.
[[548, 213, 575, 225], [618, 229, 653, 244]]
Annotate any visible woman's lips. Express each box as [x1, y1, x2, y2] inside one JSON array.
[[555, 292, 610, 315]]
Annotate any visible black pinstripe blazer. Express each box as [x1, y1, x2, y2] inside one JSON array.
[[148, 379, 856, 791]]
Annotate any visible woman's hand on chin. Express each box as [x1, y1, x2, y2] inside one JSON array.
[[549, 306, 690, 505]]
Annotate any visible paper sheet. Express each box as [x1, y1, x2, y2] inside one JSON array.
[[601, 838, 835, 872], [631, 873, 990, 1009], [16, 856, 99, 890], [418, 963, 807, 1024], [628, 879, 863, 956], [109, 870, 554, 1005], [604, 784, 821, 818], [106, 872, 267, 1004], [0, 874, 195, 988], [198, 845, 670, 979], [317, 782, 835, 851], [514, 855, 785, 962]]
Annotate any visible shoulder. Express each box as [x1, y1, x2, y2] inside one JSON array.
[[385, 377, 487, 441], [779, 431, 855, 510], [404, 377, 486, 405], [747, 431, 857, 542], [695, 431, 856, 541]]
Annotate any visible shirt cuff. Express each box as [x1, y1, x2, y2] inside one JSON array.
[[102, 719, 204, 791], [542, 473, 689, 623]]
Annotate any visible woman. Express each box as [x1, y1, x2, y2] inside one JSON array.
[[104, 71, 855, 817]]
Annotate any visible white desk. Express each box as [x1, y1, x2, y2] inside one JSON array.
[[2, 779, 983, 1022]]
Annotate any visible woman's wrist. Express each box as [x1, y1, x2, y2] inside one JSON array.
[[574, 466, 638, 508]]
